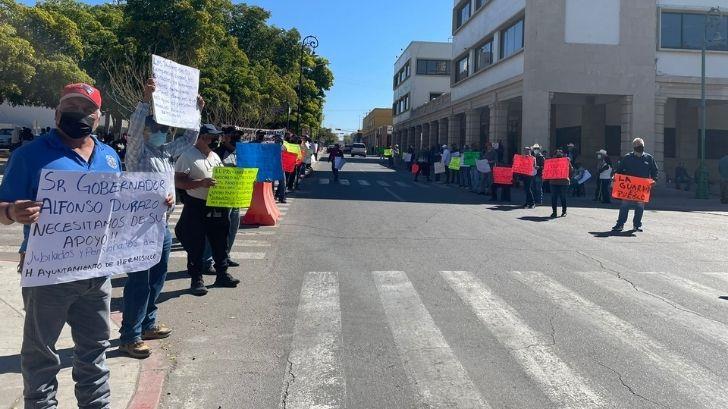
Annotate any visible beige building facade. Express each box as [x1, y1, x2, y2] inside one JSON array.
[[361, 108, 393, 150]]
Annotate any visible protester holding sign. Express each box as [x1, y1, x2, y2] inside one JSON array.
[[595, 150, 613, 204], [118, 78, 203, 358], [612, 138, 659, 232], [0, 83, 121, 408], [328, 143, 344, 182], [548, 149, 574, 218], [515, 148, 537, 208], [531, 144, 545, 205], [175, 124, 240, 295]]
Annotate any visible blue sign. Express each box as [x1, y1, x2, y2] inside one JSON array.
[[236, 143, 284, 182]]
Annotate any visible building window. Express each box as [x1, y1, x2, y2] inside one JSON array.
[[475, 0, 486, 10], [416, 59, 450, 75], [455, 55, 469, 83], [456, 1, 471, 29], [500, 19, 524, 59], [664, 128, 676, 158], [393, 60, 411, 89], [661, 12, 728, 51], [394, 94, 410, 116], [474, 39, 493, 72], [429, 92, 444, 100], [697, 129, 728, 159]]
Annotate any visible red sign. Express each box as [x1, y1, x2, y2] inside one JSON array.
[[512, 154, 536, 176], [282, 151, 297, 173], [411, 164, 420, 174], [612, 174, 654, 203], [493, 167, 514, 185], [542, 158, 570, 180]]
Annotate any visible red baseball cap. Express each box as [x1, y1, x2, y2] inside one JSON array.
[[60, 83, 102, 109]]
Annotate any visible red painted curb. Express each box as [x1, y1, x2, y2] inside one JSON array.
[[110, 311, 168, 409]]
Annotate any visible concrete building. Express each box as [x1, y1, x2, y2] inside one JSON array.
[[361, 108, 393, 151], [393, 0, 728, 184], [392, 41, 452, 149]]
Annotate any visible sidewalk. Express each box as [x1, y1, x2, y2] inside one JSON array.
[[0, 260, 156, 409]]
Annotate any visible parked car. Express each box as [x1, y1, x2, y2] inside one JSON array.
[[351, 143, 366, 157], [343, 144, 352, 154], [0, 124, 20, 149]]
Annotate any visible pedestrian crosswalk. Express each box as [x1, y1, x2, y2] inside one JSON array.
[[317, 177, 455, 190], [281, 269, 728, 408]]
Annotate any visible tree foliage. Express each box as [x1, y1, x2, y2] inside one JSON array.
[[0, 0, 333, 133]]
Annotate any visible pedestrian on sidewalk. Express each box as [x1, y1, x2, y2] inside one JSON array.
[[442, 144, 452, 184], [118, 78, 203, 358], [478, 143, 497, 195], [549, 149, 573, 218], [450, 145, 461, 185], [329, 143, 344, 181], [0, 83, 122, 408], [430, 145, 441, 182], [175, 124, 240, 295], [612, 138, 659, 232], [414, 147, 430, 182], [459, 145, 471, 188], [720, 153, 728, 204], [520, 146, 536, 208], [594, 149, 613, 203], [531, 144, 545, 204], [490, 166, 512, 202]]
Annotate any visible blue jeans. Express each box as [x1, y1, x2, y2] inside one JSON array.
[[22, 277, 111, 408], [532, 176, 543, 204], [470, 167, 480, 191], [616, 200, 645, 228], [120, 227, 172, 344]]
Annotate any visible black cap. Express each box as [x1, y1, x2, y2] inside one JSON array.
[[200, 124, 222, 136]]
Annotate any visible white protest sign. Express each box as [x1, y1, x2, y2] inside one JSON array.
[[334, 157, 346, 170], [476, 159, 491, 173], [151, 54, 200, 129], [21, 170, 172, 287], [578, 170, 592, 185], [403, 153, 412, 163], [434, 162, 446, 174]]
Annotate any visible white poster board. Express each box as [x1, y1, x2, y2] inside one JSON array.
[[403, 153, 412, 163], [334, 157, 346, 170], [578, 170, 592, 185], [151, 54, 201, 129], [476, 160, 491, 174], [434, 162, 446, 174], [21, 170, 172, 287]]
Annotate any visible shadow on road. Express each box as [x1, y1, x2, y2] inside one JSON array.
[[589, 231, 637, 238], [519, 216, 555, 222]]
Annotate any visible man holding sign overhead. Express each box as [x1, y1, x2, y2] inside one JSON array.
[[175, 124, 240, 296], [612, 138, 659, 232]]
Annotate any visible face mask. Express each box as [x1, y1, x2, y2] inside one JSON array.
[[59, 112, 95, 139], [634, 146, 644, 155], [148, 132, 167, 147], [533, 149, 540, 154], [597, 154, 602, 159], [208, 140, 220, 150]]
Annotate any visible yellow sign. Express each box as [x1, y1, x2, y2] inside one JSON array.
[[284, 142, 301, 155], [384, 149, 392, 157], [206, 167, 258, 208], [449, 157, 461, 170]]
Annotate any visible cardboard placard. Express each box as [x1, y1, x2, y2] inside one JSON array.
[[448, 156, 461, 170], [542, 158, 570, 180], [463, 152, 479, 166], [282, 151, 297, 173], [434, 162, 446, 174], [236, 143, 284, 182], [411, 164, 420, 174], [206, 167, 258, 208], [475, 160, 491, 173], [512, 154, 536, 176], [493, 167, 514, 185], [612, 173, 653, 203], [403, 153, 412, 162], [151, 55, 200, 129], [383, 149, 392, 157]]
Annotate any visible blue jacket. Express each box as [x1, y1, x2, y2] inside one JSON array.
[[615, 152, 659, 180]]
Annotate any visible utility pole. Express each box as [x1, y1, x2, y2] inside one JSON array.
[[297, 35, 319, 136]]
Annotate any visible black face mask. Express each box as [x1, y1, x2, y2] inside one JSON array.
[[59, 112, 95, 139], [208, 140, 220, 150], [634, 146, 644, 154]]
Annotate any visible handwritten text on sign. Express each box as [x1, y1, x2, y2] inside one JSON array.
[[22, 170, 171, 287], [512, 154, 536, 176], [493, 167, 514, 185], [611, 174, 653, 203], [542, 158, 570, 180], [151, 55, 200, 130], [206, 167, 258, 208]]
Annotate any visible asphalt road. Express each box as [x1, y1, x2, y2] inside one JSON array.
[[143, 156, 728, 409]]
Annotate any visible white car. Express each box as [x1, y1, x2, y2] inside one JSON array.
[[351, 143, 367, 157]]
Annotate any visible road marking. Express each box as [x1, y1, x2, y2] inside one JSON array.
[[319, 178, 330, 185], [231, 240, 271, 248], [511, 270, 728, 408], [383, 188, 405, 202], [431, 183, 448, 189], [357, 180, 371, 186], [641, 272, 725, 303], [236, 230, 275, 236], [394, 181, 410, 188], [283, 272, 345, 409], [441, 271, 605, 408], [168, 251, 265, 260], [339, 179, 350, 185], [372, 271, 490, 409], [375, 180, 391, 187], [412, 182, 431, 188], [574, 271, 728, 350], [0, 245, 19, 253]]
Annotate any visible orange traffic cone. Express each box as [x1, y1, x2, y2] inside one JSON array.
[[242, 182, 280, 226]]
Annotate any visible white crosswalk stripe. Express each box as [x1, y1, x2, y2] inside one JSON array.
[[0, 245, 19, 253], [319, 178, 330, 185], [394, 181, 410, 188], [510, 270, 728, 408], [442, 271, 605, 408], [412, 181, 431, 188], [283, 272, 345, 408], [640, 272, 726, 303], [230, 240, 271, 248], [375, 180, 391, 187], [339, 179, 350, 185], [357, 180, 371, 186], [372, 271, 489, 408], [168, 251, 265, 260]]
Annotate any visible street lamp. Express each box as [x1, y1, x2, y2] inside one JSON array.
[[297, 35, 319, 136], [696, 7, 724, 199]]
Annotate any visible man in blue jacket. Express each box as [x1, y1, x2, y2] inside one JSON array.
[[612, 138, 659, 232]]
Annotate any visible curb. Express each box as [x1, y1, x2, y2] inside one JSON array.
[[109, 311, 168, 409]]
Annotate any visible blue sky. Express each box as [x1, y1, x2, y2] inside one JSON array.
[[243, 1, 452, 133]]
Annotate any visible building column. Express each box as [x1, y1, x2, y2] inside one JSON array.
[[431, 120, 439, 147], [423, 123, 431, 149], [620, 95, 634, 156], [447, 115, 458, 146], [409, 127, 416, 148], [653, 96, 667, 172], [439, 118, 448, 147], [522, 91, 551, 149], [489, 102, 508, 148], [465, 109, 481, 149]]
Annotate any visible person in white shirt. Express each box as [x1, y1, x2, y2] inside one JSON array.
[[441, 145, 452, 184], [174, 124, 240, 296]]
